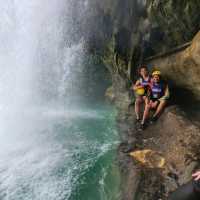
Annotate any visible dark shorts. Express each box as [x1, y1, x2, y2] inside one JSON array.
[[150, 98, 159, 103]]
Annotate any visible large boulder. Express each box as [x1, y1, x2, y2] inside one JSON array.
[[149, 31, 200, 100], [138, 105, 200, 199], [118, 105, 200, 200]]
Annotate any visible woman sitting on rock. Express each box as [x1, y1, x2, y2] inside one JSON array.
[[133, 65, 151, 124], [140, 70, 170, 130]]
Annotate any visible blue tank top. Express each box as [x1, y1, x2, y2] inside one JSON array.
[[151, 82, 164, 99], [139, 77, 151, 87]]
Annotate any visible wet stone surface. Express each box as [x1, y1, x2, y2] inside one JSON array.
[[116, 105, 200, 200]]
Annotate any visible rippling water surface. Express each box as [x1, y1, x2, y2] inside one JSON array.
[[0, 104, 120, 200], [0, 0, 121, 199]]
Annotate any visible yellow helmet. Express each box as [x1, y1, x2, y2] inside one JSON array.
[[152, 70, 161, 76]]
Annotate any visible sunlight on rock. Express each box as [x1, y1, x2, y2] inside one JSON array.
[[130, 149, 165, 169]]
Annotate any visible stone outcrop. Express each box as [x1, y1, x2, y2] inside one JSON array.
[[148, 31, 200, 100], [118, 105, 200, 200], [82, 1, 200, 106], [81, 1, 200, 199], [85, 0, 200, 83]]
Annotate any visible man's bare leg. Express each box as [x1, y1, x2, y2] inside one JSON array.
[[153, 100, 167, 118]]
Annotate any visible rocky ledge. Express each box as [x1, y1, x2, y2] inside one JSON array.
[[116, 104, 200, 200]]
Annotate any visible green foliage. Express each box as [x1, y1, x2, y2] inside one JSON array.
[[147, 0, 200, 48]]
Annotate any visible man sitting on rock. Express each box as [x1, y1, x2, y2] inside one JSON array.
[[140, 70, 170, 130], [133, 65, 151, 125]]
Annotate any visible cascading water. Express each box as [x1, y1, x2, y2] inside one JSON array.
[[0, 1, 121, 200]]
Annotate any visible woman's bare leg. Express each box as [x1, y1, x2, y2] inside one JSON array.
[[135, 97, 143, 119], [141, 99, 151, 124]]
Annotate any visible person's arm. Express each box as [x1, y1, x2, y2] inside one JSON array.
[[192, 171, 200, 181], [133, 79, 143, 90], [146, 81, 153, 99], [159, 84, 170, 101]]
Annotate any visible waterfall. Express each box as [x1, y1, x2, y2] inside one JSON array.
[[0, 0, 85, 198], [0, 0, 86, 110], [0, 1, 120, 200], [0, 0, 87, 149]]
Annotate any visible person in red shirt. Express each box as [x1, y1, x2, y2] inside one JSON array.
[[133, 66, 151, 124]]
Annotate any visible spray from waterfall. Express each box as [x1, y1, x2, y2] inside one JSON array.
[[0, 1, 120, 200], [0, 0, 88, 110]]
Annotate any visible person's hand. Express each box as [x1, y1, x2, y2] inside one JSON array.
[[136, 85, 144, 89], [192, 171, 200, 181], [133, 85, 143, 91]]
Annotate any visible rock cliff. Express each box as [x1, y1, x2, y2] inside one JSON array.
[[81, 1, 200, 199], [148, 31, 200, 100], [83, 0, 200, 88], [118, 105, 200, 200]]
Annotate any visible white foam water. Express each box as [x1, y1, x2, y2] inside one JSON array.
[[0, 1, 121, 200], [0, 1, 85, 199]]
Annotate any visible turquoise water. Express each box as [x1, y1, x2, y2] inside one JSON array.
[[0, 0, 121, 199], [68, 104, 121, 200], [0, 103, 121, 200]]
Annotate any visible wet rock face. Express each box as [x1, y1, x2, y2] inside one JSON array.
[[82, 2, 200, 198], [70, 0, 200, 59], [149, 31, 200, 100], [93, 1, 200, 199], [105, 74, 132, 110], [146, 0, 200, 51], [142, 106, 200, 199], [118, 105, 200, 200], [85, 0, 200, 92]]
